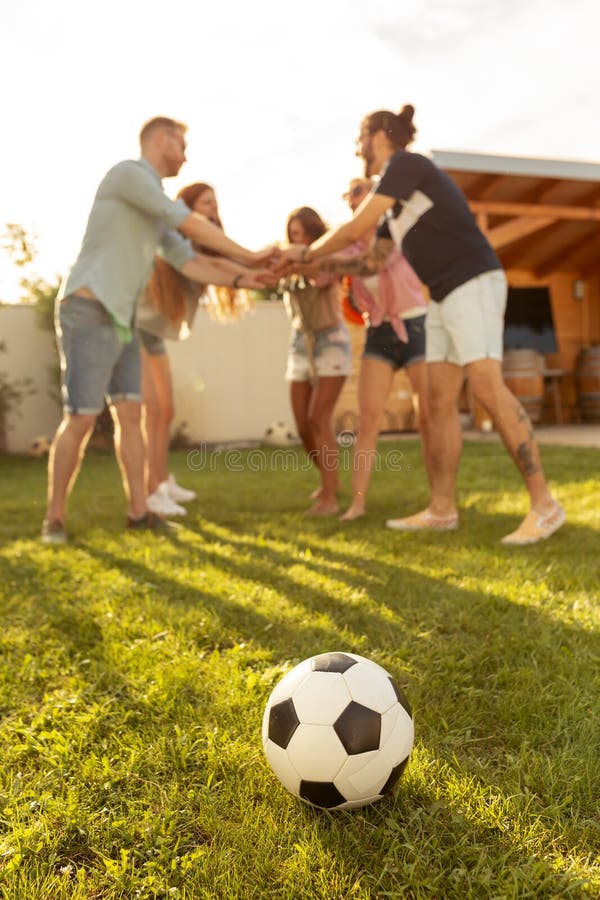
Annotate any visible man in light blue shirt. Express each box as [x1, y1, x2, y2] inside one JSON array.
[[43, 116, 274, 544]]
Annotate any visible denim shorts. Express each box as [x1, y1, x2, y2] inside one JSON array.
[[56, 294, 141, 415], [138, 328, 167, 356], [363, 316, 426, 370], [426, 269, 507, 366], [285, 324, 353, 381]]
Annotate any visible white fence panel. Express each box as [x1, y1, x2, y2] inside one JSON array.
[[0, 302, 293, 453]]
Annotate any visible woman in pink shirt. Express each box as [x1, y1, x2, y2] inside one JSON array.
[[315, 178, 432, 520]]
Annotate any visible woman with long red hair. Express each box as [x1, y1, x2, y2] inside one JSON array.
[[136, 182, 269, 516]]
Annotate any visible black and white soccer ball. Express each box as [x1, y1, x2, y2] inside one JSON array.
[[262, 651, 414, 810], [263, 420, 298, 448], [29, 435, 52, 457]]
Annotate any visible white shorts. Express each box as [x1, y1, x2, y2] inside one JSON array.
[[426, 269, 507, 366], [285, 324, 353, 382]]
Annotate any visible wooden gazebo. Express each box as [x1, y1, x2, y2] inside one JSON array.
[[334, 150, 600, 433], [433, 150, 600, 423]]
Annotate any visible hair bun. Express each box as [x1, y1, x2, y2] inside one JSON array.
[[399, 104, 415, 123]]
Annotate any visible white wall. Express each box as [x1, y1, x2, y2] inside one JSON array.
[[0, 303, 294, 453], [0, 305, 62, 453], [169, 304, 293, 444]]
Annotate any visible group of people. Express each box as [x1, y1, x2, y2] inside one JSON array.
[[41, 107, 566, 547], [282, 178, 430, 521], [43, 117, 275, 543]]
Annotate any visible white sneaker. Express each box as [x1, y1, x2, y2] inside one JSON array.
[[147, 483, 187, 516], [167, 473, 196, 503]]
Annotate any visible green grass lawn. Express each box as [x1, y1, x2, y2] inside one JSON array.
[[0, 440, 598, 899]]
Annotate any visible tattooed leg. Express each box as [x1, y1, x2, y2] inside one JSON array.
[[468, 359, 554, 512]]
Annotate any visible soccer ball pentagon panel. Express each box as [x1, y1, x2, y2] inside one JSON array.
[[263, 420, 299, 448], [262, 651, 413, 810]]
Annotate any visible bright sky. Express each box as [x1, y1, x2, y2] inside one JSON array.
[[1, 0, 599, 302]]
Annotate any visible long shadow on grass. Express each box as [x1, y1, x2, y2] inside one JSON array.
[[76, 536, 410, 659], [2, 453, 598, 894], [183, 510, 599, 612], [3, 521, 599, 894], [82, 526, 600, 787]]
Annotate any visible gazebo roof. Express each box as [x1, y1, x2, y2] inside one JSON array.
[[431, 149, 600, 276]]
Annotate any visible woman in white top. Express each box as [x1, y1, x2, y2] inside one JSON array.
[[282, 206, 353, 515]]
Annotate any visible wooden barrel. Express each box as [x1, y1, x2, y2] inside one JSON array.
[[502, 349, 544, 423], [333, 324, 415, 434], [576, 346, 600, 422]]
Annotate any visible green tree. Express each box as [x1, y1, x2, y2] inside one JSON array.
[[0, 223, 37, 269], [1, 223, 62, 314]]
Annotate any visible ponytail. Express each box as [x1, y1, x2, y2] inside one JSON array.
[[364, 104, 416, 149]]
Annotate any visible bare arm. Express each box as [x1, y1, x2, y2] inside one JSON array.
[[316, 238, 395, 277], [179, 212, 278, 267], [281, 237, 395, 280], [278, 193, 395, 266], [180, 255, 276, 290], [194, 254, 253, 276]]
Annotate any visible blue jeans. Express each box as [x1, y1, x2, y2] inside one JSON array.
[[56, 295, 141, 415], [285, 324, 353, 381]]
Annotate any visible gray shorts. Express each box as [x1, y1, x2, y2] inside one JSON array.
[[285, 324, 353, 382], [56, 294, 141, 415], [426, 269, 507, 366]]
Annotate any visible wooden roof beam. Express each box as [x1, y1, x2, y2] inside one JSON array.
[[487, 216, 556, 250], [470, 200, 600, 221], [500, 229, 556, 270], [469, 173, 506, 199], [516, 178, 563, 204], [576, 184, 600, 206], [534, 231, 600, 277]]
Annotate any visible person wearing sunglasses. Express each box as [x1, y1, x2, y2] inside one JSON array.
[[278, 105, 564, 545], [342, 180, 371, 204]]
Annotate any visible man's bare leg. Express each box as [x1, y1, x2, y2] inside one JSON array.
[[46, 413, 96, 526], [405, 358, 432, 487], [426, 362, 465, 517], [467, 358, 555, 513], [386, 361, 463, 531]]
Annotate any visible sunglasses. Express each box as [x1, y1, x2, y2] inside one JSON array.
[[343, 185, 369, 201]]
